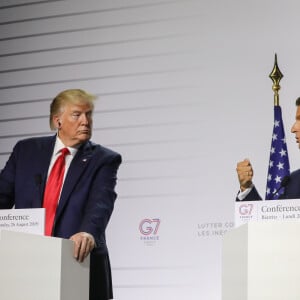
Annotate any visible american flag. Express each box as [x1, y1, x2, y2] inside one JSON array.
[[265, 105, 290, 199]]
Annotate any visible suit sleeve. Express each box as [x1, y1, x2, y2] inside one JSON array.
[[79, 152, 122, 247], [236, 186, 262, 201], [0, 145, 17, 209]]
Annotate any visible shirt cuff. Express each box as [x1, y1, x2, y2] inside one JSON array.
[[237, 184, 254, 201]]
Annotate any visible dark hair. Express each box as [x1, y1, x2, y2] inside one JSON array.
[[296, 97, 300, 106]]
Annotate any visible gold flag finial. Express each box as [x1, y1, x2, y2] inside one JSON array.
[[269, 53, 283, 106]]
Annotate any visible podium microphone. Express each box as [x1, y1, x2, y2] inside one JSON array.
[[270, 175, 290, 199], [33, 174, 43, 208], [34, 174, 42, 186]]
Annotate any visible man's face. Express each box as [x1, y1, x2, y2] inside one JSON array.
[[56, 102, 93, 147], [291, 106, 300, 148]]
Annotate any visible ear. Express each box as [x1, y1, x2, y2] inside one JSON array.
[[53, 115, 61, 129]]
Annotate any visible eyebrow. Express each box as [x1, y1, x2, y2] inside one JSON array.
[[71, 109, 92, 113]]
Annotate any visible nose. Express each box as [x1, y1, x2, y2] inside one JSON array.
[[291, 122, 296, 133], [80, 113, 90, 125]]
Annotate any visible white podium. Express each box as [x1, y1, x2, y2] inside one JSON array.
[[0, 230, 89, 300], [222, 221, 300, 300]]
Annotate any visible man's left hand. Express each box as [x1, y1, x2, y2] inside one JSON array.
[[70, 232, 95, 262]]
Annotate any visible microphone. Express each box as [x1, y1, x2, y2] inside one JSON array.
[[34, 174, 42, 186], [270, 175, 291, 199], [33, 174, 43, 208]]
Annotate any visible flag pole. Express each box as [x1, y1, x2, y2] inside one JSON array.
[[265, 54, 290, 199], [269, 53, 283, 106]]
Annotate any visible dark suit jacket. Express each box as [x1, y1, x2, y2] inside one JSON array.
[[237, 169, 300, 201], [0, 135, 122, 300]]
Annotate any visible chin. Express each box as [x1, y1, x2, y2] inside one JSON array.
[[79, 135, 91, 142]]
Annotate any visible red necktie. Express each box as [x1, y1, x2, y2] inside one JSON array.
[[43, 148, 70, 236]]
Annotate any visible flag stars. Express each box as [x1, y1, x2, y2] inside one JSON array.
[[274, 175, 282, 183], [266, 107, 290, 200], [277, 162, 284, 170], [279, 149, 287, 157], [269, 160, 274, 168]]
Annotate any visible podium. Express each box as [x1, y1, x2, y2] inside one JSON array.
[[0, 230, 89, 300], [222, 221, 300, 300]]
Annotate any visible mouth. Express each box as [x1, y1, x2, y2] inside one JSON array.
[[78, 130, 90, 135]]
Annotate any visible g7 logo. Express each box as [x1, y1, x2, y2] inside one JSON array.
[[239, 204, 254, 215], [139, 218, 160, 235]]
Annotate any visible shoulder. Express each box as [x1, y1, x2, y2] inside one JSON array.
[[14, 135, 55, 150], [83, 141, 122, 163], [290, 169, 300, 180]]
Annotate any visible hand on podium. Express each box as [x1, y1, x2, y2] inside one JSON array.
[[70, 232, 95, 263]]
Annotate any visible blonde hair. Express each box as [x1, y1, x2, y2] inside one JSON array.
[[49, 89, 96, 130]]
